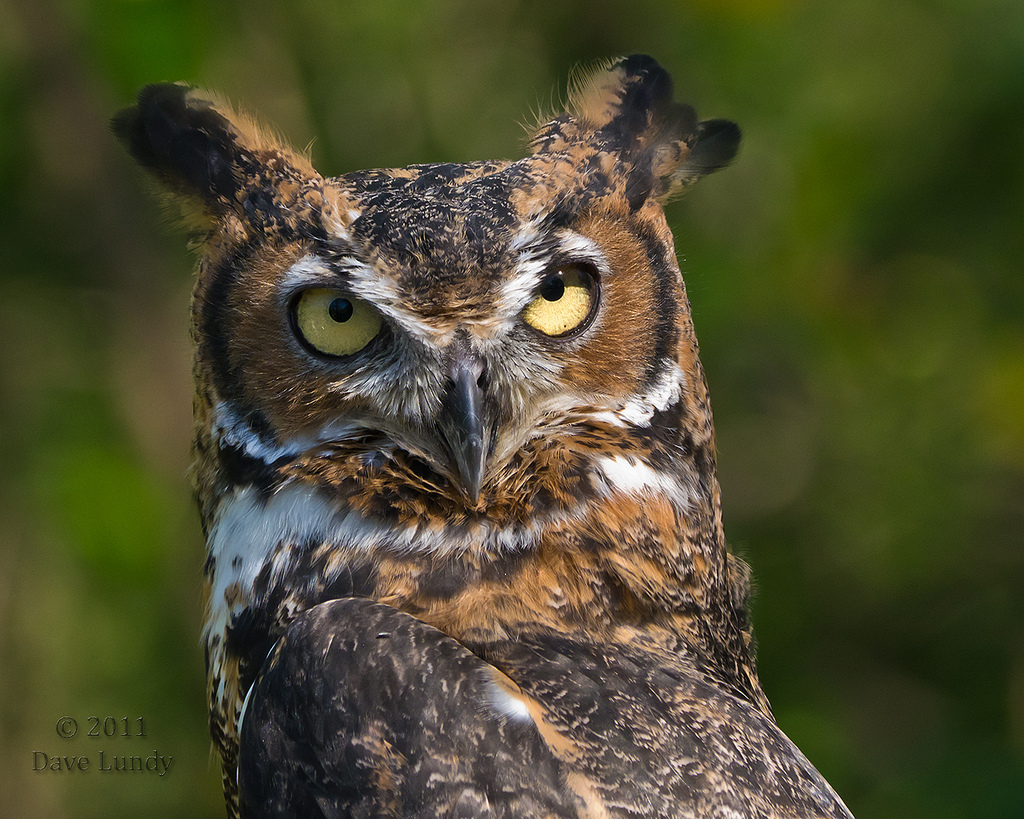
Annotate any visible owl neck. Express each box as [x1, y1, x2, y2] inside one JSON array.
[[198, 398, 762, 704]]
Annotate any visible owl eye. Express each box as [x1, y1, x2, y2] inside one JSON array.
[[292, 288, 382, 357], [522, 264, 599, 337]]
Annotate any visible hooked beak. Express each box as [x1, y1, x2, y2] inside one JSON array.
[[439, 344, 488, 504]]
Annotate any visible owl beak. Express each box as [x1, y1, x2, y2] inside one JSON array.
[[439, 348, 488, 504]]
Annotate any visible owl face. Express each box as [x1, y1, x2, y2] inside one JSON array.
[[197, 171, 688, 511], [113, 58, 739, 530]]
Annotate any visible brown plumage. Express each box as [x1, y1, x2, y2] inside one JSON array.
[[113, 55, 853, 818]]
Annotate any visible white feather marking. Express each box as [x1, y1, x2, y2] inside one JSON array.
[[508, 222, 542, 253], [498, 255, 547, 315], [235, 667, 256, 740], [557, 231, 606, 264], [483, 678, 534, 724], [618, 361, 687, 426], [580, 409, 627, 427], [212, 401, 363, 462], [235, 636, 281, 748], [344, 261, 405, 315], [279, 255, 333, 289], [594, 455, 692, 506]]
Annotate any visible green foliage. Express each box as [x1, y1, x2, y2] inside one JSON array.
[[1, 0, 1021, 815]]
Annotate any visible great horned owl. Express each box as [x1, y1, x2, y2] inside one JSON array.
[[114, 55, 853, 818]]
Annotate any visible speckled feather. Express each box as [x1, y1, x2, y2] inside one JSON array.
[[113, 55, 853, 818]]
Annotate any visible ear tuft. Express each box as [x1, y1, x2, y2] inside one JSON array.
[[112, 84, 317, 233], [678, 118, 742, 186], [534, 55, 740, 206], [564, 54, 679, 138], [607, 54, 676, 139], [112, 84, 243, 208]]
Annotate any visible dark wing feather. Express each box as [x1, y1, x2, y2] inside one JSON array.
[[237, 598, 578, 819], [473, 632, 854, 819]]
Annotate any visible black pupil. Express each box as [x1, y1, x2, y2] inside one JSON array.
[[328, 298, 353, 323], [540, 275, 565, 302]]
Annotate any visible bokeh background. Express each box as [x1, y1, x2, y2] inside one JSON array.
[[1, 0, 1022, 816]]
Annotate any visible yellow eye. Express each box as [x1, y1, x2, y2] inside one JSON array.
[[522, 265, 598, 337], [292, 289, 382, 357]]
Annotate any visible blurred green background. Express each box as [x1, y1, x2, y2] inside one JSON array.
[[1, 0, 1021, 816]]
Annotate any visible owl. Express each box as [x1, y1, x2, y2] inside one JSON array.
[[114, 55, 853, 818]]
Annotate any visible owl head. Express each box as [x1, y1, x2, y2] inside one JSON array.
[[113, 55, 739, 536]]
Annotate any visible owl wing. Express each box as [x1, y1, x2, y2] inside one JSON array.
[[472, 633, 855, 819], [236, 598, 578, 819], [239, 598, 852, 819]]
